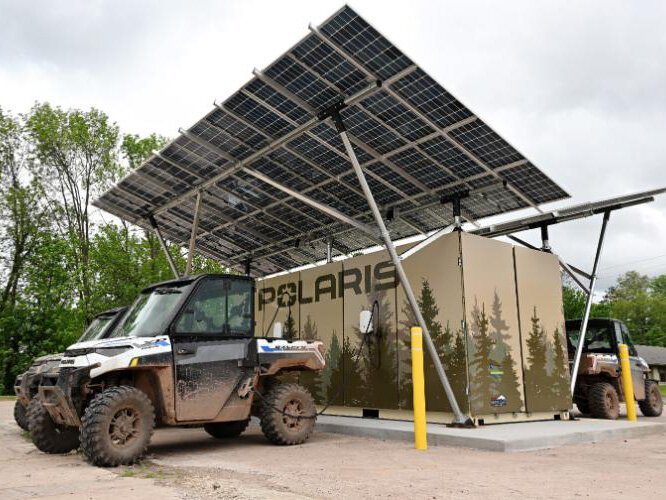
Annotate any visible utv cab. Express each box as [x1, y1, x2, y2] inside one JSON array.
[[14, 307, 126, 431], [31, 274, 324, 466], [566, 318, 663, 419]]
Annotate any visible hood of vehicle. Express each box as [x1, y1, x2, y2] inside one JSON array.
[[66, 335, 169, 352]]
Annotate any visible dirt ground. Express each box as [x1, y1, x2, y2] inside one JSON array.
[[2, 401, 665, 499]]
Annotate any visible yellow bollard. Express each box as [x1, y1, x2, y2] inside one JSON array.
[[618, 344, 637, 422], [411, 326, 428, 450]]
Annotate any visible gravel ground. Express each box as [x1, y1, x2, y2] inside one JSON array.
[[2, 400, 665, 499]]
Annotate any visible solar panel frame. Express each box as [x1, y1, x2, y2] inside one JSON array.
[[93, 5, 568, 276]]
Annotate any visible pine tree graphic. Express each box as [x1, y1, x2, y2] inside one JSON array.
[[550, 327, 570, 403], [316, 331, 342, 404], [333, 336, 364, 407], [470, 299, 496, 414], [448, 329, 469, 413], [283, 310, 297, 340], [301, 315, 318, 341], [489, 291, 523, 412], [399, 278, 460, 411], [525, 307, 549, 407]]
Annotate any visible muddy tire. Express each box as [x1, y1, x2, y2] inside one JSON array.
[[574, 397, 590, 415], [638, 380, 663, 417], [14, 399, 29, 431], [27, 398, 79, 453], [589, 382, 620, 419], [260, 383, 316, 446], [203, 419, 250, 439], [80, 386, 155, 467]]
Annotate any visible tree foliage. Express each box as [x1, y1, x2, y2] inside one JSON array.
[[0, 103, 226, 394], [563, 270, 666, 347]]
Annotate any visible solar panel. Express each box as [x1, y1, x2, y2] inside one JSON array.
[[93, 5, 568, 276], [472, 187, 666, 239]]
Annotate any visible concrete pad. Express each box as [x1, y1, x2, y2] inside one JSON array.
[[315, 414, 666, 452]]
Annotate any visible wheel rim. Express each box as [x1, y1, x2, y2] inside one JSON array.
[[109, 408, 140, 447], [650, 387, 659, 407], [282, 398, 305, 432], [605, 390, 617, 415]]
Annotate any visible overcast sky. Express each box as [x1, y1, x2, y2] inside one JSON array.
[[1, 0, 665, 291]]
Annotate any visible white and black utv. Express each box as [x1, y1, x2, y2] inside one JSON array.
[[14, 307, 126, 431], [30, 274, 325, 467]]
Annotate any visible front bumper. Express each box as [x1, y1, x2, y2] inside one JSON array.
[[37, 365, 95, 428], [38, 384, 81, 427]]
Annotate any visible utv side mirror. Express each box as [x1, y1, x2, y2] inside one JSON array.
[[360, 310, 373, 334], [272, 322, 283, 339]]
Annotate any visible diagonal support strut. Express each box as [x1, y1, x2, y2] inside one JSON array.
[[329, 109, 471, 426]]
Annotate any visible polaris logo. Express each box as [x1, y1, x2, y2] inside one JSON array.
[[61, 359, 75, 365]]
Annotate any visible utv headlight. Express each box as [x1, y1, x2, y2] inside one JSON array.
[[64, 347, 95, 357]]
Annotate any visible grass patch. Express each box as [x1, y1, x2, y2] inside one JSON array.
[[118, 462, 175, 481], [0, 395, 17, 401], [659, 385, 666, 397], [20, 430, 31, 441]]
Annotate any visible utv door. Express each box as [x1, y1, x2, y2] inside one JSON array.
[[171, 277, 255, 421], [617, 322, 646, 400]]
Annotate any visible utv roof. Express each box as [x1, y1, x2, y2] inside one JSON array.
[[96, 306, 128, 318], [140, 273, 252, 294], [93, 5, 567, 277]]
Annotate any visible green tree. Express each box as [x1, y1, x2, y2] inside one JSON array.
[[26, 103, 120, 321]]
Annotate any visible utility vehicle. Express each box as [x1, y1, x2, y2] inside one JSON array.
[[30, 274, 325, 466], [13, 307, 126, 431], [566, 318, 663, 419]]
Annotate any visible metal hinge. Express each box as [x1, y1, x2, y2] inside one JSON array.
[[457, 256, 462, 266]]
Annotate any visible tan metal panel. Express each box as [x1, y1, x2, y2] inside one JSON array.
[[298, 261, 344, 405], [399, 232, 469, 414], [460, 233, 525, 415], [514, 246, 572, 412], [342, 250, 399, 409]]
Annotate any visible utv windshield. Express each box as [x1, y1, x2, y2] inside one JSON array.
[[111, 285, 187, 338], [78, 315, 115, 343], [565, 321, 615, 356], [174, 278, 253, 336]]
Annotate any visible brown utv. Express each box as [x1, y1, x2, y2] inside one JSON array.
[[567, 318, 663, 419]]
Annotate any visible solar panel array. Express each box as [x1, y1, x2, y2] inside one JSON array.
[[472, 187, 665, 239], [93, 5, 568, 276]]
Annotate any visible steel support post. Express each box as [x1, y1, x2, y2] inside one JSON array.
[[148, 215, 180, 279], [335, 117, 470, 426], [570, 211, 611, 395], [185, 191, 203, 276]]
